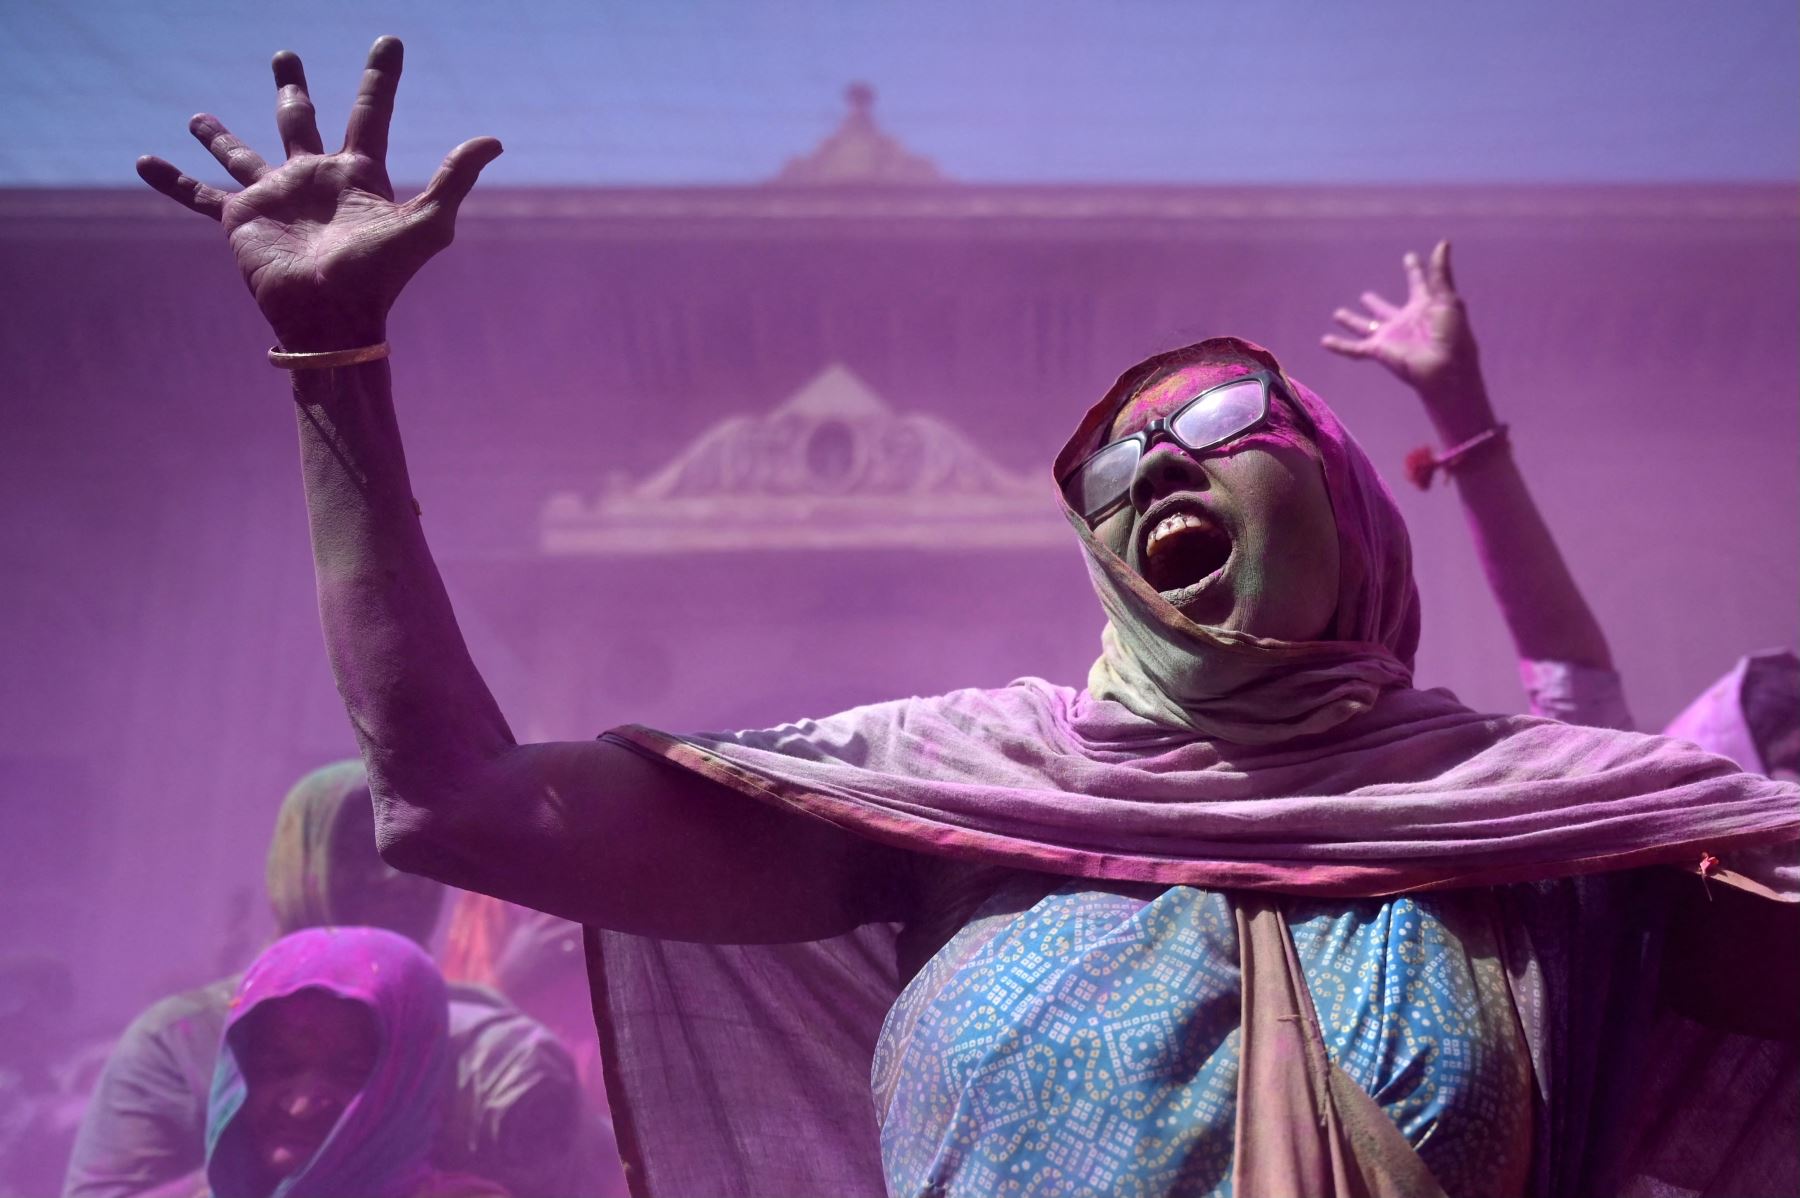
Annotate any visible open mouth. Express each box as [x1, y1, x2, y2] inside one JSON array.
[[1141, 507, 1234, 595]]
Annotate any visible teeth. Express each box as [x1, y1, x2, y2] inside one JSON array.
[[1146, 512, 1212, 556]]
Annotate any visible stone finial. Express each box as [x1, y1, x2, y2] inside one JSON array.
[[772, 83, 945, 185]]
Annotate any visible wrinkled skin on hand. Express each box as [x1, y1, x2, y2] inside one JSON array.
[[135, 36, 502, 350]]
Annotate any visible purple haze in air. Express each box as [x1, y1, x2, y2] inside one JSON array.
[[0, 4, 1794, 1155]]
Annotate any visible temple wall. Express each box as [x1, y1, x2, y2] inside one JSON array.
[[2, 184, 1793, 1031]]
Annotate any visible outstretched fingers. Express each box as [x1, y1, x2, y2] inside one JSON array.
[[1320, 332, 1375, 359], [412, 136, 504, 220], [187, 114, 270, 186], [343, 36, 404, 163], [1331, 306, 1381, 336], [1426, 239, 1456, 296], [272, 51, 324, 157], [136, 155, 229, 220], [1402, 250, 1428, 302], [1359, 291, 1400, 319]]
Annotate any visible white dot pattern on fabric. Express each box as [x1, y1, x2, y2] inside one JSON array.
[[873, 882, 1532, 1198]]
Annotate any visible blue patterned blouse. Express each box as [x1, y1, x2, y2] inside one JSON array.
[[872, 880, 1532, 1197]]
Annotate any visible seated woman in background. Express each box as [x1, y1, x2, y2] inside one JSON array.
[[204, 926, 505, 1198], [65, 763, 620, 1198]]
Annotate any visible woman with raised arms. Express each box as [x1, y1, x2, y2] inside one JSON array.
[[138, 38, 1798, 1198]]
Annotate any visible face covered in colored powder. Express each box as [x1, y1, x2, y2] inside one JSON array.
[[235, 987, 380, 1188], [1088, 359, 1341, 641]]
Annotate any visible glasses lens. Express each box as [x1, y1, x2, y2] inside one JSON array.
[[1066, 438, 1141, 519], [1169, 377, 1267, 451]]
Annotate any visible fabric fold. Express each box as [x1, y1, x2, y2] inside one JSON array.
[[604, 678, 1799, 897], [1233, 895, 1449, 1198]]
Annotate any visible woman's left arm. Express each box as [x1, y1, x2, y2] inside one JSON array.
[[1322, 242, 1616, 675]]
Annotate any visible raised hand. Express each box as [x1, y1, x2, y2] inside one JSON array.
[[1319, 240, 1482, 404], [136, 36, 501, 351]]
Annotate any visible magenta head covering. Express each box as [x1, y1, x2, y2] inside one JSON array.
[[1053, 336, 1419, 742], [205, 927, 450, 1198]]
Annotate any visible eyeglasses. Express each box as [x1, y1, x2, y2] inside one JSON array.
[[1059, 371, 1275, 524]]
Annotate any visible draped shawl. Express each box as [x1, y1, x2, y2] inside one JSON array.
[[589, 338, 1800, 1197]]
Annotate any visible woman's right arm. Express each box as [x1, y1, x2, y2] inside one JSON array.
[[290, 358, 899, 943], [140, 38, 905, 943]]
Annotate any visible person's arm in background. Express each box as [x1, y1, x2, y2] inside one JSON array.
[[439, 985, 628, 1198], [1321, 241, 1632, 730]]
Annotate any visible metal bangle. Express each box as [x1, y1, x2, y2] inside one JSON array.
[[267, 341, 391, 370]]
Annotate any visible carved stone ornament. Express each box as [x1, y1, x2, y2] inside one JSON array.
[[771, 83, 946, 186], [541, 364, 1069, 554]]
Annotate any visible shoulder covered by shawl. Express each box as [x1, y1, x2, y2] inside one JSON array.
[[606, 677, 1800, 898]]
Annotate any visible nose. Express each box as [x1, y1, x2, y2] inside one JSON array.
[[281, 1084, 341, 1123], [1128, 440, 1211, 514]]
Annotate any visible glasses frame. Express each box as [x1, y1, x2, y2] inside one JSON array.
[[1060, 370, 1278, 525]]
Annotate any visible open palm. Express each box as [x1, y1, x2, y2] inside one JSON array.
[[1320, 241, 1479, 396], [136, 37, 501, 349]]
